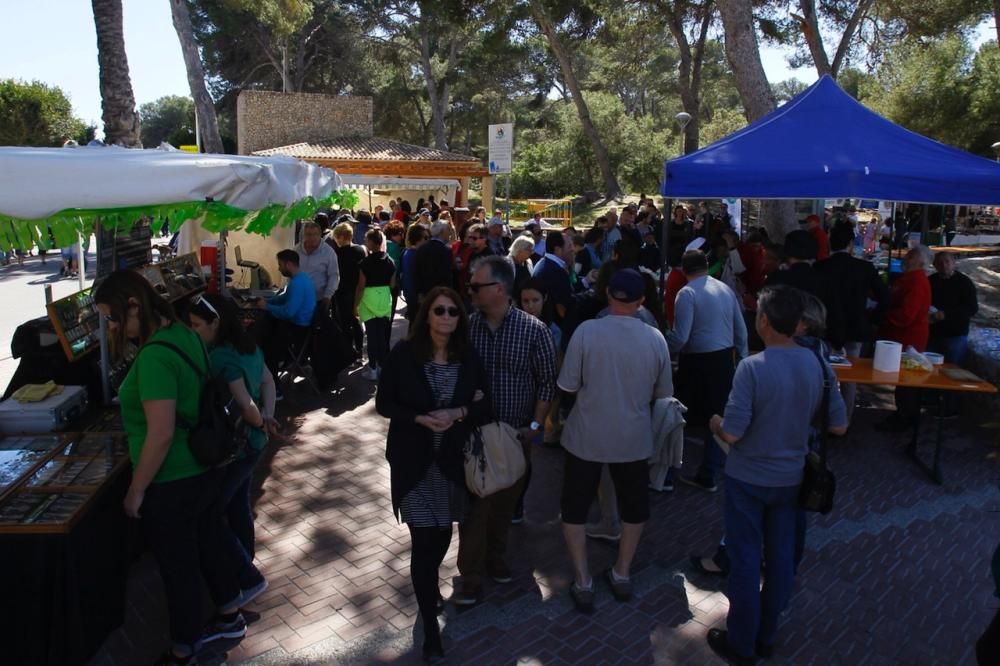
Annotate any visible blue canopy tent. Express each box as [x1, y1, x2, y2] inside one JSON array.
[[661, 75, 1000, 204]]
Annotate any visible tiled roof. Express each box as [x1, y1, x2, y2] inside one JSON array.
[[253, 136, 479, 163]]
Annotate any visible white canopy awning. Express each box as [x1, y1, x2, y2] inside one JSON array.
[[338, 174, 460, 191], [0, 145, 342, 220]]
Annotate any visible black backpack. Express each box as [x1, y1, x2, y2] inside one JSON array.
[[145, 340, 249, 467]]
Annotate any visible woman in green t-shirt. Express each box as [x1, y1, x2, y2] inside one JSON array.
[[187, 293, 278, 564], [95, 271, 256, 665]]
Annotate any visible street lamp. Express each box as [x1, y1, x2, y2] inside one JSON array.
[[675, 112, 692, 155], [991, 141, 1000, 162]]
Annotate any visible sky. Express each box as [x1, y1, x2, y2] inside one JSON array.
[[0, 1, 995, 136]]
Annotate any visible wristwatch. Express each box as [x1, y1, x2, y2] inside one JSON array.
[[529, 421, 541, 431]]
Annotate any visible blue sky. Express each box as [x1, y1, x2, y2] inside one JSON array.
[[0, 1, 994, 136]]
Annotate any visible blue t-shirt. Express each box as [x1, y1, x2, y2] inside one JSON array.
[[722, 345, 847, 487], [266, 271, 316, 326]]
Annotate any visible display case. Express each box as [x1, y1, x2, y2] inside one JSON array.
[[46, 288, 101, 362], [0, 432, 129, 534]]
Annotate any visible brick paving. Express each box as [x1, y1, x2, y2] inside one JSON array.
[[90, 334, 1000, 665]]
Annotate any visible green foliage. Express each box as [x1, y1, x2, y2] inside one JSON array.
[[0, 79, 91, 147], [859, 35, 1000, 160], [862, 35, 972, 148], [138, 95, 196, 147], [699, 106, 747, 146], [511, 92, 670, 197]]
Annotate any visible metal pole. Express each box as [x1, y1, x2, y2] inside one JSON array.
[[76, 230, 85, 291], [98, 313, 111, 405], [659, 197, 673, 308], [504, 175, 511, 227]]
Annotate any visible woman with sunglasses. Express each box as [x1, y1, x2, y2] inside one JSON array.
[[94, 271, 250, 665], [375, 286, 488, 663], [187, 294, 278, 580]]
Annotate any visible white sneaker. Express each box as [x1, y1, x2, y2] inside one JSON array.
[[585, 522, 622, 542]]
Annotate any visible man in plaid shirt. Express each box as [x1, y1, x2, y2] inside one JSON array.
[[453, 255, 557, 606]]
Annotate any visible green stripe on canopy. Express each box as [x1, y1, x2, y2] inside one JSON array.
[[0, 189, 360, 252]]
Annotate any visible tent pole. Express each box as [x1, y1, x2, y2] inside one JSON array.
[[98, 313, 111, 405], [659, 197, 672, 307], [76, 230, 85, 291]]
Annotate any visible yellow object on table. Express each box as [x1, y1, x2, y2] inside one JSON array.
[[11, 381, 62, 403]]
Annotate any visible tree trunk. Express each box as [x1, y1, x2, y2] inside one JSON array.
[[417, 31, 453, 151], [91, 0, 141, 147], [716, 0, 796, 237], [531, 1, 622, 199], [664, 0, 714, 154], [169, 0, 224, 153], [716, 0, 775, 121], [793, 2, 831, 78], [994, 1, 1000, 47]]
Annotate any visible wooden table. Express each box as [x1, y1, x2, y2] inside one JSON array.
[[833, 358, 997, 483]]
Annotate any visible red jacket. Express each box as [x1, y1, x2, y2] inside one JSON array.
[[879, 270, 931, 351], [810, 226, 830, 260], [663, 268, 688, 326]]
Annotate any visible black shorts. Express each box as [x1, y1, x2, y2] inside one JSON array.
[[560, 452, 650, 525]]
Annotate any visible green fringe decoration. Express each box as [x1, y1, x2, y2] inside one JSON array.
[[0, 189, 362, 252]]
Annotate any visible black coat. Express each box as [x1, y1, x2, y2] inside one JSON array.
[[375, 339, 490, 519], [765, 262, 846, 349], [814, 251, 889, 343], [414, 239, 454, 298]]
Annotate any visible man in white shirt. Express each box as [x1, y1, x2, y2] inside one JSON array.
[[668, 250, 747, 493], [295, 221, 340, 315]]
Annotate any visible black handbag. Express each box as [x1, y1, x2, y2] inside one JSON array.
[[799, 346, 836, 514]]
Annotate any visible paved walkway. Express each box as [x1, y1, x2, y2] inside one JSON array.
[[91, 354, 999, 665]]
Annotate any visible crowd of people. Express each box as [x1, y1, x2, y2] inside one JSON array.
[[93, 195, 982, 665]]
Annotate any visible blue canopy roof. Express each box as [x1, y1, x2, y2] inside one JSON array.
[[661, 75, 1000, 205]]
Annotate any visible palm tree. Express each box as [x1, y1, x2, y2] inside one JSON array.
[[169, 0, 224, 153], [91, 0, 142, 147]]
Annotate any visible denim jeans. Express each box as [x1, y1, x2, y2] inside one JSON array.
[[141, 471, 243, 652], [724, 476, 800, 658], [218, 447, 265, 588], [928, 335, 968, 365], [838, 341, 864, 423]]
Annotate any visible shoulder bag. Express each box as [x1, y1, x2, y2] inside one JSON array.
[[463, 420, 526, 498], [799, 346, 836, 514]]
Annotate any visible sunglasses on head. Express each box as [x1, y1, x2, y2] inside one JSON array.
[[192, 294, 220, 319], [432, 305, 461, 317], [468, 281, 498, 293]]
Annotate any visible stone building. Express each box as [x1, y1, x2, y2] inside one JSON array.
[[238, 90, 493, 210]]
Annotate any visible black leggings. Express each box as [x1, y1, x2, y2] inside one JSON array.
[[407, 525, 452, 641]]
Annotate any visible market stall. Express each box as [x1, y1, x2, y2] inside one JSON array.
[[0, 144, 349, 665]]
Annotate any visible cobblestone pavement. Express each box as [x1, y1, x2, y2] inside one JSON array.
[[90, 332, 999, 666]]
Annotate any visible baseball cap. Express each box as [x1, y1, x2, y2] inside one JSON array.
[[608, 268, 644, 303], [488, 217, 504, 226], [419, 208, 431, 216]]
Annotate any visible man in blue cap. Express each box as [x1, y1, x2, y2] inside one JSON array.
[[556, 268, 673, 612]]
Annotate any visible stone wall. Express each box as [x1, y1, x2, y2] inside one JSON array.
[[237, 90, 373, 155]]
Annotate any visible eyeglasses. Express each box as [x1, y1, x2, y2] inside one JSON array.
[[468, 281, 499, 293], [193, 294, 219, 319], [432, 305, 461, 317]]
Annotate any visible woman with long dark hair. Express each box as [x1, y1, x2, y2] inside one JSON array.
[[94, 271, 254, 665], [375, 286, 488, 663], [187, 294, 278, 565]]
